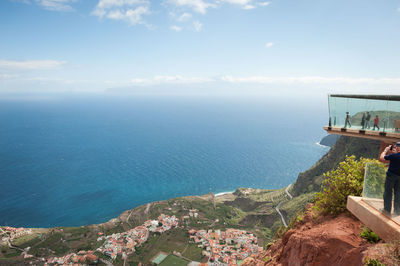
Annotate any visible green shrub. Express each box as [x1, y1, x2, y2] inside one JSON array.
[[314, 156, 379, 215], [263, 256, 272, 262], [364, 258, 384, 266], [361, 227, 381, 243]]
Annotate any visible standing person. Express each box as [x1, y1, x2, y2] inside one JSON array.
[[344, 112, 351, 128], [361, 113, 366, 129], [373, 115, 380, 130], [379, 142, 400, 215], [365, 112, 371, 129]]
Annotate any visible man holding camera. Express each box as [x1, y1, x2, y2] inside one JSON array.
[[379, 142, 400, 215]]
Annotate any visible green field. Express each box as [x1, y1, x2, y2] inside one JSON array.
[[158, 254, 189, 266]]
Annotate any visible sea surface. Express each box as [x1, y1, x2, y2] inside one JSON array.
[[0, 95, 329, 227]]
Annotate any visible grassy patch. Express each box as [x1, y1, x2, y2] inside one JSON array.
[[128, 228, 189, 264], [11, 233, 39, 246], [29, 232, 70, 257], [159, 254, 189, 266], [181, 243, 202, 261]]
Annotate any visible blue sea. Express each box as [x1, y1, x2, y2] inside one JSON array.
[[0, 95, 329, 228]]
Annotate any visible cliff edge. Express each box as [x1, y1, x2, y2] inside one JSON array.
[[242, 205, 374, 266]]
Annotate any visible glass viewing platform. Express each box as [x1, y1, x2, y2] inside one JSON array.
[[325, 95, 400, 142], [363, 162, 400, 224], [347, 162, 400, 242]]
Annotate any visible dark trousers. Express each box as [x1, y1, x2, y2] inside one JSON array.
[[384, 171, 400, 214]]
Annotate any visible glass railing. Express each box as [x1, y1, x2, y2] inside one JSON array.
[[328, 95, 400, 133], [363, 162, 400, 219]]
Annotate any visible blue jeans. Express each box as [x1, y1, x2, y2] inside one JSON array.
[[384, 171, 400, 214]]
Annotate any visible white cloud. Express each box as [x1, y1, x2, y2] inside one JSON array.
[[170, 25, 182, 31], [92, 0, 150, 25], [243, 4, 255, 9], [95, 0, 147, 9], [14, 0, 77, 11], [35, 0, 76, 11], [258, 1, 270, 6], [265, 42, 274, 48], [219, 0, 266, 9], [221, 0, 251, 5], [167, 0, 216, 14], [397, 7, 400, 12], [220, 75, 400, 85], [0, 60, 66, 70], [193, 20, 202, 31], [107, 6, 149, 25], [177, 12, 192, 21], [0, 74, 19, 79], [131, 75, 213, 85]]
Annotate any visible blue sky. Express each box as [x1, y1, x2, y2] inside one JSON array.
[[0, 0, 400, 98]]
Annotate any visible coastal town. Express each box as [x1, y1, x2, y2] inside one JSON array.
[[0, 208, 263, 265], [96, 214, 179, 259], [0, 226, 33, 245], [189, 228, 262, 265]]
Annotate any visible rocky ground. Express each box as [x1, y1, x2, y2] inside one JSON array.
[[242, 204, 399, 266]]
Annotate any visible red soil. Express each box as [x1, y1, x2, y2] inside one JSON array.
[[242, 205, 373, 266]]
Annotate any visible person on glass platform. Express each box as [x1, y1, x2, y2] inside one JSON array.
[[379, 142, 400, 215], [365, 112, 371, 129], [373, 115, 380, 130], [344, 112, 351, 128]]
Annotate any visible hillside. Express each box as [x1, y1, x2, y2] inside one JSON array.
[[242, 204, 399, 266], [292, 136, 381, 196]]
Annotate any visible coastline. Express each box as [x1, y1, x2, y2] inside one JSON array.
[[315, 141, 330, 148], [214, 191, 235, 197]]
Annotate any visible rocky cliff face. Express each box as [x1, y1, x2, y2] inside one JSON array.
[[292, 136, 380, 196], [242, 205, 373, 266], [319, 134, 340, 147]]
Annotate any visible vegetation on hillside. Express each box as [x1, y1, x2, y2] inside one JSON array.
[[292, 136, 380, 196], [314, 156, 384, 215]]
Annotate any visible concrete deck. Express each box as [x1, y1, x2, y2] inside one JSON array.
[[347, 196, 400, 241], [324, 126, 400, 143]]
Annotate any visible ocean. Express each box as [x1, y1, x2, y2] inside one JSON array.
[[0, 95, 329, 228]]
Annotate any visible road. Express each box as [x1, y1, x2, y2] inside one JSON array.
[[275, 202, 288, 227], [275, 183, 293, 228], [285, 184, 293, 199]]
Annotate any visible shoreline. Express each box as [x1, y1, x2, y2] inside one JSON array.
[[315, 141, 330, 148], [214, 191, 235, 197]]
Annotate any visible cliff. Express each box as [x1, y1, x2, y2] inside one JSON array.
[[292, 136, 380, 196], [242, 205, 398, 266], [319, 134, 340, 147]]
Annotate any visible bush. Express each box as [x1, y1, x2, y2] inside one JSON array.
[[314, 156, 379, 215], [361, 227, 381, 243], [364, 258, 384, 266]]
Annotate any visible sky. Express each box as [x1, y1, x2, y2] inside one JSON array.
[[0, 0, 400, 99]]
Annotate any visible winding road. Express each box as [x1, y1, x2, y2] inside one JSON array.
[[276, 184, 293, 228]]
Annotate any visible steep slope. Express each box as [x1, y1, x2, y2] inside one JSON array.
[[242, 205, 372, 266], [319, 134, 340, 147], [292, 136, 380, 196]]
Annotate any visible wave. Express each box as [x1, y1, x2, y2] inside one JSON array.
[[315, 142, 330, 148], [214, 191, 235, 197]]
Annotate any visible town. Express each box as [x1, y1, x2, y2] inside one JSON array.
[[1, 211, 263, 265], [96, 214, 179, 259], [189, 228, 262, 265]]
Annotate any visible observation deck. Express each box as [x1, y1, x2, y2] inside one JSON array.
[[324, 94, 400, 143], [347, 162, 400, 241]]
